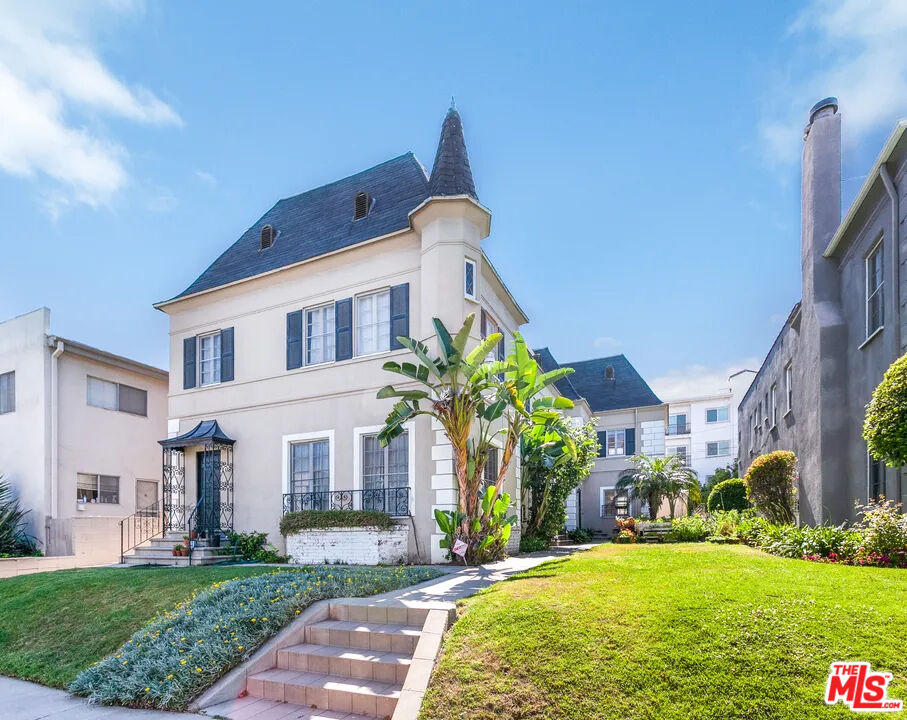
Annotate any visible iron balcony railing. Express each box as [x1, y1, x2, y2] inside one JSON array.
[[666, 422, 691, 435], [282, 487, 411, 517]]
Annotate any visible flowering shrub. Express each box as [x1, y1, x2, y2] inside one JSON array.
[[852, 498, 907, 558], [744, 451, 798, 524], [69, 565, 441, 710], [614, 528, 637, 544]]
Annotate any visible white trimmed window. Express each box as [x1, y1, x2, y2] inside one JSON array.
[[464, 258, 477, 300], [87, 376, 147, 416], [289, 439, 331, 495], [306, 305, 336, 365], [77, 473, 119, 504], [866, 239, 884, 338], [361, 431, 409, 513], [606, 429, 626, 456], [0, 371, 14, 414], [198, 332, 222, 386], [770, 384, 777, 427], [707, 440, 730, 457], [706, 406, 729, 423], [355, 290, 390, 356], [785, 363, 793, 413], [668, 445, 689, 464]]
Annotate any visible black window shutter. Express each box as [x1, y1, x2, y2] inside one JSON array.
[[287, 310, 303, 369], [625, 428, 636, 456], [220, 327, 234, 382], [596, 431, 607, 457], [183, 337, 196, 389], [335, 298, 353, 361], [389, 283, 409, 350]]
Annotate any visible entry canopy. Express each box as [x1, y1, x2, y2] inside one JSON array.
[[159, 419, 235, 449]]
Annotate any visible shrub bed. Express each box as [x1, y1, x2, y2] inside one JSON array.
[[706, 478, 749, 512], [69, 565, 441, 709], [279, 510, 395, 534]]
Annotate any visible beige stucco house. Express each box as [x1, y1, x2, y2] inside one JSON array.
[[0, 308, 168, 565], [154, 105, 527, 563]]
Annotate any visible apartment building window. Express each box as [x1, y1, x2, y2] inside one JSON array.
[[866, 239, 884, 338], [483, 447, 499, 488], [77, 473, 119, 504], [868, 454, 885, 500], [289, 439, 330, 496], [481, 310, 505, 363], [668, 445, 689, 464], [605, 429, 626, 456], [707, 440, 730, 457], [705, 406, 729, 423], [668, 413, 688, 435], [601, 488, 629, 517], [306, 305, 336, 365], [770, 384, 777, 427], [763, 393, 769, 424], [198, 332, 222, 386], [356, 289, 391, 356], [464, 258, 477, 301], [87, 377, 148, 416], [0, 371, 14, 414], [361, 432, 408, 511], [785, 363, 793, 413]]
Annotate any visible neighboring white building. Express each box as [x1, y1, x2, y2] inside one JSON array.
[[663, 370, 755, 484], [0, 308, 168, 564]]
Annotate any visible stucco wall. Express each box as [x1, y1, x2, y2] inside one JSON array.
[[286, 526, 409, 565]]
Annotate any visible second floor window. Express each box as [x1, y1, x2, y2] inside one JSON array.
[[356, 290, 390, 356], [668, 413, 688, 434], [706, 406, 729, 423], [785, 363, 793, 412], [464, 258, 477, 300], [669, 446, 689, 463], [770, 384, 777, 426], [605, 429, 626, 456], [0, 371, 14, 414], [87, 376, 148, 416], [199, 332, 222, 386], [866, 239, 884, 337], [707, 440, 730, 457], [306, 305, 336, 365]]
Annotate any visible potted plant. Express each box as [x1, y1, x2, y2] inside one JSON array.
[[172, 544, 182, 557]]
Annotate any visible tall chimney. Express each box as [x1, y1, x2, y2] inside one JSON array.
[[801, 97, 841, 305]]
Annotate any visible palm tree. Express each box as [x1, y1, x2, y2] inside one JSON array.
[[617, 454, 698, 520]]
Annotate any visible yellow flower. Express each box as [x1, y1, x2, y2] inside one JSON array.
[[196, 667, 202, 673], [122, 660, 128, 665], [181, 659, 187, 665], [167, 675, 174, 680], [237, 645, 244, 651], [144, 687, 150, 693], [250, 618, 256, 623]]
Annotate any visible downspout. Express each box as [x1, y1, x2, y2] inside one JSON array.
[[50, 339, 64, 524], [879, 164, 901, 503], [879, 164, 900, 352]]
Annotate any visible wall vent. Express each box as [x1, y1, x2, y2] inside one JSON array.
[[354, 192, 371, 220], [260, 224, 275, 250], [605, 365, 615, 381]]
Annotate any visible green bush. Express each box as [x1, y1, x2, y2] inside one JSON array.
[[69, 565, 442, 709], [706, 509, 747, 540], [706, 478, 750, 513], [226, 531, 286, 563], [667, 514, 708, 542], [744, 451, 798, 524], [567, 528, 592, 543], [0, 476, 38, 556], [852, 498, 907, 560], [279, 510, 395, 535], [864, 353, 907, 468], [519, 535, 549, 553]]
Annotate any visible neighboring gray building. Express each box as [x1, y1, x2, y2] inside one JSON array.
[[738, 98, 907, 524]]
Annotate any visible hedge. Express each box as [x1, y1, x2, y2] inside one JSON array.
[[706, 478, 750, 513], [279, 510, 395, 535]]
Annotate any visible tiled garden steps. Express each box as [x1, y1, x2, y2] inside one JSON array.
[[203, 694, 375, 720], [240, 604, 429, 719]]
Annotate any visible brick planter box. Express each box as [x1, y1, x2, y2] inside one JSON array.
[[286, 525, 409, 565]]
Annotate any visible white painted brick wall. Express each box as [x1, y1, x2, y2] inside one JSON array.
[[286, 526, 409, 566]]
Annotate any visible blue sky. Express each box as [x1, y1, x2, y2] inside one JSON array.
[[2, 0, 906, 399]]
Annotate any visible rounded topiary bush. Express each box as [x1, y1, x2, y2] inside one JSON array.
[[864, 353, 907, 467], [707, 478, 750, 513], [744, 450, 797, 525]]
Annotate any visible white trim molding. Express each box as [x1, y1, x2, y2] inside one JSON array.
[[281, 429, 335, 495]]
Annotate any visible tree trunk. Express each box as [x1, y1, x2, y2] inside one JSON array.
[[647, 491, 658, 521]]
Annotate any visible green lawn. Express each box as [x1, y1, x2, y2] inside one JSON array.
[[0, 565, 279, 687], [421, 543, 907, 720]]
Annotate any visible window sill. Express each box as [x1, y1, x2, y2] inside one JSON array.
[[859, 326, 884, 350], [464, 294, 479, 304]]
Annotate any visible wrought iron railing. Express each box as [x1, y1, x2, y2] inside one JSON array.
[[666, 423, 691, 435], [282, 487, 411, 517], [601, 502, 630, 518], [120, 498, 165, 563]]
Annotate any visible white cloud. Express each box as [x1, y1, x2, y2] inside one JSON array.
[[0, 1, 181, 209], [648, 358, 761, 402], [195, 170, 217, 186], [761, 0, 907, 164], [592, 336, 622, 351]]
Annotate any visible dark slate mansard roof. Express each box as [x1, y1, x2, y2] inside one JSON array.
[[533, 347, 581, 400], [535, 348, 662, 412], [165, 104, 479, 303]]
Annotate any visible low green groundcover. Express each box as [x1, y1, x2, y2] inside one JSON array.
[[70, 565, 440, 709], [279, 509, 396, 534]]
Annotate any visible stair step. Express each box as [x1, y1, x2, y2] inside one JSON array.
[[306, 620, 422, 653], [330, 601, 429, 626], [122, 553, 222, 566], [278, 643, 410, 684], [203, 695, 376, 720], [247, 668, 400, 718]]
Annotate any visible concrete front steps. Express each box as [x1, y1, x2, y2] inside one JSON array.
[[242, 604, 429, 719], [122, 533, 229, 566]]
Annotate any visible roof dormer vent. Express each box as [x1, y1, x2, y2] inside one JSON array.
[[605, 365, 615, 381], [354, 192, 371, 220], [260, 224, 275, 250]]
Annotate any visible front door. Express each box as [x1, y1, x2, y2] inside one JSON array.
[[196, 450, 221, 540]]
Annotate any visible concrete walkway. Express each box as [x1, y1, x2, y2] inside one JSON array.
[[0, 675, 206, 719], [2, 545, 594, 720]]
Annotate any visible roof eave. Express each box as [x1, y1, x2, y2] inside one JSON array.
[[825, 120, 907, 258], [47, 334, 168, 381]]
